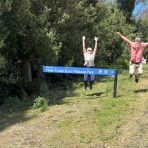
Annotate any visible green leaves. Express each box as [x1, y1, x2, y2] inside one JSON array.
[[0, 55, 6, 70], [0, 0, 142, 100]]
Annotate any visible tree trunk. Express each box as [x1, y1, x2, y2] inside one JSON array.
[[23, 60, 32, 82]]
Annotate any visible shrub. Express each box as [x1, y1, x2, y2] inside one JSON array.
[[0, 96, 33, 113], [115, 57, 129, 70], [2, 96, 21, 113], [33, 96, 48, 111]]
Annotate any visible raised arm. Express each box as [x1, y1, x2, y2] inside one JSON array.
[[82, 36, 86, 54], [143, 42, 148, 48], [93, 37, 98, 56], [116, 32, 132, 45]]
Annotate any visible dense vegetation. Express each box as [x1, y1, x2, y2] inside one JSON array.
[[0, 0, 148, 105]]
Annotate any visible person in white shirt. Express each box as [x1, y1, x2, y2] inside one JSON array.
[[82, 36, 98, 90]]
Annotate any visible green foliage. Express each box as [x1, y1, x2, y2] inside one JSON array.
[[3, 96, 21, 109], [0, 55, 19, 104], [39, 82, 50, 99], [33, 96, 48, 111], [0, 0, 60, 81], [0, 96, 33, 113], [0, 0, 61, 99], [137, 12, 148, 41], [117, 0, 135, 22], [0, 0, 145, 105], [0, 55, 6, 70], [136, 12, 148, 60], [115, 57, 129, 70], [48, 0, 135, 66]]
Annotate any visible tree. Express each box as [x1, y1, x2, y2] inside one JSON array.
[[0, 0, 60, 98], [0, 0, 139, 101], [136, 11, 148, 60], [117, 0, 147, 22]]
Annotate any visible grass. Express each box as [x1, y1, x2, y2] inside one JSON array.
[[1, 65, 148, 147]]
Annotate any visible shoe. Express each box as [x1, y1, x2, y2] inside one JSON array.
[[135, 75, 139, 83], [90, 85, 92, 90], [89, 81, 94, 90], [135, 78, 138, 83], [129, 74, 133, 78], [84, 81, 88, 90]]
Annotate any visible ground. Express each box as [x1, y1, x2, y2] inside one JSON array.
[[0, 65, 148, 148]]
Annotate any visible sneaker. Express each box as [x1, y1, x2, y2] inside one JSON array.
[[89, 81, 93, 90], [135, 75, 139, 83], [90, 85, 92, 90], [84, 81, 88, 90], [135, 78, 139, 83], [129, 74, 133, 78]]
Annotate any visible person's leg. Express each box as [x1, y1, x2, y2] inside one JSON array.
[[89, 74, 95, 90], [129, 62, 135, 78], [134, 63, 140, 83], [138, 63, 143, 75], [135, 63, 143, 83], [84, 74, 88, 90]]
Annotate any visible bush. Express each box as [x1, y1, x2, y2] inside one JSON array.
[[0, 96, 33, 113], [33, 96, 48, 111], [115, 57, 129, 71], [4, 96, 21, 109], [40, 82, 50, 99]]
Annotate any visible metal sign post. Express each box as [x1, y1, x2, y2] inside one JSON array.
[[113, 70, 118, 98]]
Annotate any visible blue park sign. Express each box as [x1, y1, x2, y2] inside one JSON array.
[[42, 66, 118, 98], [42, 66, 117, 77]]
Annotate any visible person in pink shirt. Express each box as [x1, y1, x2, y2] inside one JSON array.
[[116, 32, 148, 83]]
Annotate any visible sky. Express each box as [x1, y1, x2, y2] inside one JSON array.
[[106, 0, 148, 18], [133, 0, 148, 17]]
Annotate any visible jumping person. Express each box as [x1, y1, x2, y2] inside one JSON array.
[[82, 36, 98, 90], [116, 32, 148, 83]]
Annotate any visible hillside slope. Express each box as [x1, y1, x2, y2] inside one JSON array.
[[0, 65, 148, 147]]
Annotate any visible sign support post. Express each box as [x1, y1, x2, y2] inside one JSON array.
[[113, 70, 118, 98]]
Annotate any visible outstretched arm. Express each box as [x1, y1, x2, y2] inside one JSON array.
[[143, 43, 148, 48], [116, 32, 132, 45], [93, 37, 98, 56], [82, 36, 86, 54]]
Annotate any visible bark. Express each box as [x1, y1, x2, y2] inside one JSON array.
[[23, 60, 32, 82]]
